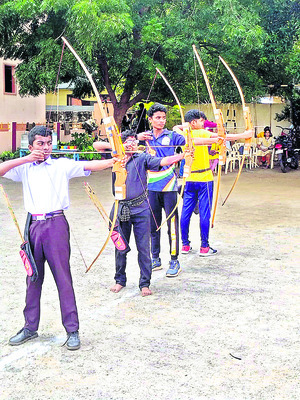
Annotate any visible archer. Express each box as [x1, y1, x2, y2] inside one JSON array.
[[94, 129, 185, 295], [0, 125, 115, 350]]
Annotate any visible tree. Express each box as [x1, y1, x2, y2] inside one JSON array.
[[0, 0, 299, 126]]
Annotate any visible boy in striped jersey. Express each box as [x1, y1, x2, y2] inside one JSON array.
[[139, 103, 185, 277]]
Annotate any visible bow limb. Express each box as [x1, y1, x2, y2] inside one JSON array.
[[85, 200, 119, 273], [155, 68, 194, 230], [192, 45, 226, 228], [84, 182, 111, 225], [218, 56, 254, 206], [155, 68, 185, 124], [62, 37, 127, 270], [0, 184, 24, 241]]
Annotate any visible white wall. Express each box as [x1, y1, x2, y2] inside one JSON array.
[[0, 58, 45, 124], [185, 103, 289, 137]]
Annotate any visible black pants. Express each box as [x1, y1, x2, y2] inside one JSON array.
[[149, 191, 179, 260], [115, 209, 152, 289]]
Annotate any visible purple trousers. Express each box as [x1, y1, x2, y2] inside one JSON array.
[[23, 215, 79, 333]]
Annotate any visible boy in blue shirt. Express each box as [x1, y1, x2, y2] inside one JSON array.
[[139, 104, 186, 277], [95, 130, 185, 295]]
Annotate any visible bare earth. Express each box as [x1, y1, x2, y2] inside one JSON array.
[[0, 165, 300, 400]]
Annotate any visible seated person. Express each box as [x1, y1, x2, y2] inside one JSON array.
[[257, 126, 275, 168]]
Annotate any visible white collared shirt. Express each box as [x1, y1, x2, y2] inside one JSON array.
[[4, 157, 91, 214]]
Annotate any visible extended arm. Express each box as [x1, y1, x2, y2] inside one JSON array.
[[193, 136, 219, 145], [93, 141, 112, 152], [226, 129, 253, 141], [160, 153, 184, 167], [173, 124, 217, 146], [0, 151, 44, 176], [84, 158, 114, 171]]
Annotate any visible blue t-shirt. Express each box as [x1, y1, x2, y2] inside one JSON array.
[[146, 129, 185, 192]]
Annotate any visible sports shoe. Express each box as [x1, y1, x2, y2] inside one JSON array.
[[181, 244, 192, 254], [66, 331, 81, 351], [9, 328, 38, 346], [199, 246, 218, 257], [166, 260, 182, 277], [152, 258, 162, 271]]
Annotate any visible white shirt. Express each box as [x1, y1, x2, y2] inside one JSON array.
[[4, 157, 90, 214]]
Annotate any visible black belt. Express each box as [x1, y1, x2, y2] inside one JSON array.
[[31, 210, 64, 221], [119, 191, 147, 222], [191, 168, 211, 174]]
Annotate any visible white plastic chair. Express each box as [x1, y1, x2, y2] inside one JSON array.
[[225, 149, 240, 174]]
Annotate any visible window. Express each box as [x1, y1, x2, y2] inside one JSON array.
[[4, 65, 16, 94], [66, 94, 95, 106]]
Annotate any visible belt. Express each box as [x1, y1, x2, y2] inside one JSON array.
[[119, 191, 147, 222], [31, 210, 64, 221], [191, 168, 211, 174]]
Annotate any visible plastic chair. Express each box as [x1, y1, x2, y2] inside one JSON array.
[[225, 149, 240, 174]]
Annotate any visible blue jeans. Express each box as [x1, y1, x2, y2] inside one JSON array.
[[115, 209, 152, 289], [180, 181, 214, 248]]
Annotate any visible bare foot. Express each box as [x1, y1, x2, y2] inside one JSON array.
[[110, 283, 124, 293], [141, 287, 153, 297]]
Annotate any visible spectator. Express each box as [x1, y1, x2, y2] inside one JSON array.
[[257, 126, 275, 168]]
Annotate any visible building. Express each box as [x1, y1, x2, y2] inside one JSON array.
[[0, 57, 45, 124], [0, 57, 45, 152]]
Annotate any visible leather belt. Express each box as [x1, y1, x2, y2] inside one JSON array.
[[119, 191, 147, 222], [31, 210, 64, 221], [191, 167, 211, 174]]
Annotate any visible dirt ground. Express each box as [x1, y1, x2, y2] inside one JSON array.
[[0, 164, 300, 400]]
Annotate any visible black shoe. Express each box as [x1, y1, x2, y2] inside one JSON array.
[[66, 331, 81, 351], [9, 328, 38, 346]]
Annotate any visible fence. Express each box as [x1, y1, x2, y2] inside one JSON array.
[[0, 102, 290, 153]]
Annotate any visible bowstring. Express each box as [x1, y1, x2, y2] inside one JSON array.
[[47, 41, 65, 128], [194, 53, 201, 114], [45, 41, 88, 270], [132, 70, 158, 138], [128, 71, 160, 230], [211, 57, 220, 91], [193, 53, 213, 218], [131, 154, 159, 230], [212, 57, 225, 209]]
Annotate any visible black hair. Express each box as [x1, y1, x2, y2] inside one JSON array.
[[28, 125, 52, 145], [184, 109, 207, 123], [184, 109, 200, 122], [147, 103, 167, 117], [264, 126, 273, 137], [121, 129, 137, 143]]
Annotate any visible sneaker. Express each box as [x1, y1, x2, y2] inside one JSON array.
[[9, 328, 38, 346], [181, 245, 192, 254], [166, 260, 182, 277], [199, 246, 218, 257], [66, 331, 81, 351], [152, 258, 162, 271]]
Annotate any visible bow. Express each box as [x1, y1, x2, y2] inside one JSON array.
[[84, 182, 111, 226], [192, 45, 226, 228], [218, 56, 254, 206], [155, 67, 194, 230], [62, 37, 127, 272]]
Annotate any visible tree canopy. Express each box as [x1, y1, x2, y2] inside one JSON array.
[[0, 0, 299, 126]]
